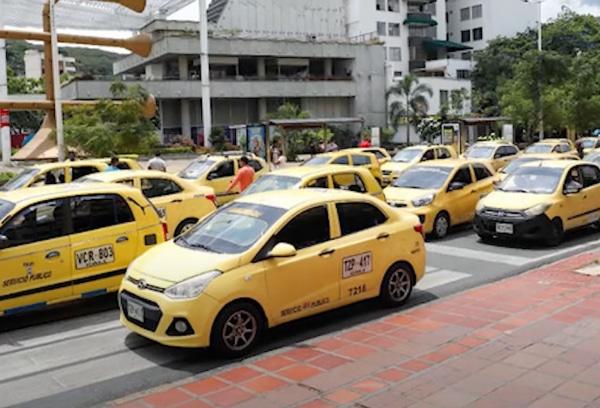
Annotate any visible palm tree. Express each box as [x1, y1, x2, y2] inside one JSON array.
[[386, 75, 433, 144]]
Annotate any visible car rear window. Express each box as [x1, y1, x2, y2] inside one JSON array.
[[178, 160, 216, 179]]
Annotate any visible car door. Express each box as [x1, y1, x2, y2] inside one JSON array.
[[445, 165, 475, 224], [561, 166, 588, 230], [69, 193, 139, 296], [576, 164, 600, 226], [470, 163, 496, 220], [140, 177, 185, 234], [263, 204, 340, 324], [206, 159, 236, 205], [332, 201, 390, 303], [304, 176, 329, 189], [0, 198, 72, 314]]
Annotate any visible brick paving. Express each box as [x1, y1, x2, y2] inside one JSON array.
[[109, 251, 600, 408]]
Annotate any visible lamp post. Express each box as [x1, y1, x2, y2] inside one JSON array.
[[198, 0, 212, 147], [522, 0, 544, 140], [0, 5, 10, 164]]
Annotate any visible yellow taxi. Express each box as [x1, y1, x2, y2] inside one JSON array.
[[497, 154, 580, 182], [523, 139, 578, 158], [381, 145, 457, 186], [301, 151, 383, 186], [119, 189, 426, 356], [0, 183, 167, 316], [578, 137, 600, 155], [0, 158, 142, 192], [241, 165, 385, 201], [461, 141, 520, 171], [178, 152, 268, 206], [474, 160, 600, 246], [384, 159, 498, 239], [345, 147, 392, 165], [75, 170, 218, 236]]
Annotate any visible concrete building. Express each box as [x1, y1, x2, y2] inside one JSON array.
[[62, 19, 386, 142], [24, 49, 77, 80]]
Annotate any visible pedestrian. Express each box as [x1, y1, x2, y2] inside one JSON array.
[[270, 143, 280, 170], [274, 149, 288, 169], [576, 139, 584, 159], [104, 157, 121, 172], [68, 151, 77, 161], [225, 156, 255, 193], [309, 141, 318, 157], [147, 151, 167, 172], [359, 136, 371, 148]]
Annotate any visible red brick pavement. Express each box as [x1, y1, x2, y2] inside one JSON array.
[[110, 251, 600, 408]]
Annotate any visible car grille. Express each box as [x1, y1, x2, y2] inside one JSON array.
[[127, 276, 165, 293], [389, 201, 408, 208], [481, 208, 523, 218], [382, 170, 392, 176], [120, 290, 163, 332]]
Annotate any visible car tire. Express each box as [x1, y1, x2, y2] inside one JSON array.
[[546, 218, 564, 247], [210, 301, 264, 358], [432, 212, 450, 239], [379, 263, 415, 308], [174, 218, 198, 237]]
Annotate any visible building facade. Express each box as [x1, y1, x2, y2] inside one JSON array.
[[24, 50, 77, 80]]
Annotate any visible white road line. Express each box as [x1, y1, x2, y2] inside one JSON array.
[[417, 269, 471, 290], [426, 243, 530, 266]]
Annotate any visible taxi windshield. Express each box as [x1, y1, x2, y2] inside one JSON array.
[[302, 156, 331, 166], [392, 149, 422, 163], [392, 166, 452, 190], [0, 199, 15, 222], [241, 175, 301, 197], [499, 166, 564, 194], [176, 202, 286, 254], [500, 158, 544, 174], [178, 160, 216, 180], [464, 145, 496, 159], [0, 169, 39, 191], [525, 144, 553, 154]]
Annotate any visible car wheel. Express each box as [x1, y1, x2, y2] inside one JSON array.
[[546, 218, 564, 247], [174, 218, 198, 237], [432, 212, 450, 239], [379, 263, 414, 308], [210, 301, 264, 358]]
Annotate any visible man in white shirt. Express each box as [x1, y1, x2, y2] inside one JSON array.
[[147, 152, 167, 172]]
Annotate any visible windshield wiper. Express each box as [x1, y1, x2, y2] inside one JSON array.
[[397, 185, 423, 189], [189, 242, 221, 253], [505, 188, 530, 193]]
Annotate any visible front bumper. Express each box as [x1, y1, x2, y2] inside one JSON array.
[[118, 279, 222, 348], [473, 210, 552, 240]]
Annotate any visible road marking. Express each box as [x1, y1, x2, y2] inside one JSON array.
[[417, 269, 471, 290], [426, 266, 439, 274], [426, 243, 530, 266]]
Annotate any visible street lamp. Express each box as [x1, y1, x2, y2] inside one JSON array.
[[198, 0, 212, 147], [522, 0, 545, 140]]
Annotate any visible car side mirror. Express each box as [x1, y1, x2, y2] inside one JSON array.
[[0, 235, 8, 250], [268, 242, 297, 258], [448, 181, 466, 191], [564, 184, 582, 195]]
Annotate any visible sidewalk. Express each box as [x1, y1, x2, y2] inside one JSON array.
[[110, 251, 600, 408]]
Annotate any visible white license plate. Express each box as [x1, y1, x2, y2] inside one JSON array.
[[127, 301, 144, 322], [495, 223, 514, 234], [342, 252, 372, 279], [75, 244, 115, 270]]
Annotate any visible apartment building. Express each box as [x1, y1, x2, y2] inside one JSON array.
[[24, 49, 77, 80]]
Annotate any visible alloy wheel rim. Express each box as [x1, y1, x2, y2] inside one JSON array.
[[388, 269, 411, 301], [222, 310, 257, 351], [435, 216, 449, 237], [180, 223, 194, 234]]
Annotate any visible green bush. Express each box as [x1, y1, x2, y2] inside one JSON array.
[[0, 172, 15, 181], [156, 146, 195, 154]]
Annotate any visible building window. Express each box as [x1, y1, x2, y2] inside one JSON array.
[[473, 27, 483, 41], [440, 90, 449, 106], [377, 21, 387, 36], [388, 23, 401, 36], [388, 0, 400, 12], [460, 7, 470, 21], [457, 70, 470, 79], [461, 51, 472, 60], [393, 71, 403, 77], [376, 0, 385, 11], [472, 4, 483, 18], [389, 47, 402, 61], [461, 30, 471, 42]]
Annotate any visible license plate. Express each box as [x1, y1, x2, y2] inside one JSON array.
[[342, 252, 372, 279], [127, 301, 144, 322], [75, 244, 115, 270], [495, 223, 514, 234]]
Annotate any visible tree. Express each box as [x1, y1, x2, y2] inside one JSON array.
[[449, 88, 470, 117], [56, 82, 158, 157], [266, 102, 311, 160], [417, 119, 442, 143], [209, 127, 227, 151], [386, 75, 433, 144], [6, 67, 45, 134]]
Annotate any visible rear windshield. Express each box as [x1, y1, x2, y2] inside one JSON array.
[[0, 169, 39, 191], [302, 156, 331, 166], [0, 199, 15, 222], [178, 160, 216, 180], [241, 175, 302, 197]]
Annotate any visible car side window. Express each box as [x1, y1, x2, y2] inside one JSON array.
[[274, 206, 330, 250], [505, 146, 519, 156], [332, 155, 349, 165], [70, 194, 134, 234], [72, 166, 100, 181], [368, 150, 386, 159], [596, 140, 600, 148], [117, 162, 131, 170], [580, 165, 600, 188], [551, 145, 561, 153], [141, 178, 183, 198], [437, 148, 451, 159], [306, 177, 328, 188], [332, 173, 367, 193], [212, 160, 235, 178], [117, 179, 135, 187], [0, 199, 70, 248], [559, 144, 571, 153], [472, 163, 493, 181], [336, 202, 387, 236], [451, 166, 473, 185], [494, 146, 507, 158], [248, 159, 263, 172], [422, 149, 435, 161], [351, 155, 371, 166]]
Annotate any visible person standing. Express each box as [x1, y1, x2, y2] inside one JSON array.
[[147, 152, 167, 172], [359, 136, 371, 148], [225, 156, 255, 193], [104, 157, 121, 172], [68, 151, 77, 161]]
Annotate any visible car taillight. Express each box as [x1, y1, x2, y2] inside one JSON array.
[[162, 222, 170, 241], [206, 193, 218, 207], [414, 224, 424, 237]]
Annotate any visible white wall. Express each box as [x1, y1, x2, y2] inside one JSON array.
[[24, 50, 42, 79]]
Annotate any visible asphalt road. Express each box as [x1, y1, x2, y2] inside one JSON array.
[[1, 224, 599, 408]]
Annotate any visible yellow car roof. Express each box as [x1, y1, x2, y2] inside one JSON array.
[[0, 183, 136, 205], [471, 141, 514, 146], [268, 165, 370, 178], [519, 160, 578, 169], [534, 138, 570, 145], [415, 158, 473, 168], [235, 188, 373, 210], [28, 159, 109, 171], [80, 169, 176, 182]]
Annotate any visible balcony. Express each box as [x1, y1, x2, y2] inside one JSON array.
[[409, 60, 426, 71], [403, 14, 438, 27], [423, 39, 473, 53]]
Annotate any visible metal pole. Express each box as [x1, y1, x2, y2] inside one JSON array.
[[198, 0, 212, 147], [537, 0, 544, 140], [0, 7, 11, 164], [50, 0, 65, 161]]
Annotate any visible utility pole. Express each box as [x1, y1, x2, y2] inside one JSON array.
[[522, 0, 545, 140], [0, 5, 10, 164], [198, 0, 212, 147]]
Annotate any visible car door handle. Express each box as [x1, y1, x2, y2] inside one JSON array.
[[46, 251, 60, 259], [377, 232, 390, 240], [319, 248, 336, 256], [470, 189, 477, 193], [170, 199, 183, 203], [116, 236, 129, 243]]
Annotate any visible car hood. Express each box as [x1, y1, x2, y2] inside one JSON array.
[[384, 187, 438, 201], [480, 191, 552, 211], [127, 240, 241, 285], [382, 162, 413, 173]]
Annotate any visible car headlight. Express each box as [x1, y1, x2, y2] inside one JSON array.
[[523, 203, 551, 217], [475, 200, 485, 212], [164, 270, 222, 299], [411, 193, 435, 207]]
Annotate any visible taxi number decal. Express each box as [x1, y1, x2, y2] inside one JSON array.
[[157, 207, 167, 218], [75, 245, 115, 270], [348, 284, 367, 296], [342, 252, 372, 279]]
